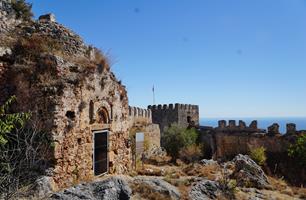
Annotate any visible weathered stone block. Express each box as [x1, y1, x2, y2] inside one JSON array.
[[268, 123, 280, 135], [249, 120, 258, 129], [39, 13, 56, 23], [229, 120, 236, 128], [239, 120, 246, 129], [286, 123, 296, 135], [218, 120, 226, 128]]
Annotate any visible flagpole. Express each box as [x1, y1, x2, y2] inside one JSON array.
[[153, 85, 155, 105]]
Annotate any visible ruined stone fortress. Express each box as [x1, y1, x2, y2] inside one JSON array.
[[0, 1, 305, 191], [148, 104, 200, 135]]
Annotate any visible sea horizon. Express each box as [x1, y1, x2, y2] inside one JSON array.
[[200, 116, 306, 133]]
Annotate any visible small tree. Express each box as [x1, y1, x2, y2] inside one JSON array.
[[162, 123, 199, 161], [0, 96, 51, 199], [249, 147, 267, 166], [288, 134, 306, 166], [0, 96, 30, 145]]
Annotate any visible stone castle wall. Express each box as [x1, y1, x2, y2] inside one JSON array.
[[201, 120, 306, 184], [148, 103, 199, 135], [199, 120, 305, 159], [128, 106, 160, 151], [0, 10, 132, 190], [0, 53, 132, 190], [128, 106, 152, 125]]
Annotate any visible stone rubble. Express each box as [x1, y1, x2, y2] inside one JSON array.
[[189, 179, 221, 200], [50, 176, 131, 200]]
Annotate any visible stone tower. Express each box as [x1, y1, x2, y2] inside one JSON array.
[[148, 103, 199, 135]]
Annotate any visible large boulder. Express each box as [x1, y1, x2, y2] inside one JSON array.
[[50, 176, 131, 200], [34, 176, 55, 198], [189, 180, 221, 200], [231, 154, 270, 189], [131, 176, 180, 200]]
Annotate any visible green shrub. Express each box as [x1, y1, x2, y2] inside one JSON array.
[[162, 123, 199, 161], [0, 96, 30, 145], [249, 147, 267, 166], [288, 134, 306, 166], [11, 0, 33, 21]]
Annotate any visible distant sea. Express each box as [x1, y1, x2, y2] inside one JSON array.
[[200, 117, 306, 133]]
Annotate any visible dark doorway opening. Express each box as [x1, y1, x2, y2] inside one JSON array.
[[93, 130, 109, 176]]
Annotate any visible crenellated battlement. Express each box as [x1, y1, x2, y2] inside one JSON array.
[[129, 106, 152, 119], [216, 120, 259, 130], [207, 120, 301, 135], [148, 103, 200, 137], [148, 103, 199, 111]]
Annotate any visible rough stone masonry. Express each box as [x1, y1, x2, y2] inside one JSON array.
[[0, 4, 132, 190], [0, 1, 163, 190]]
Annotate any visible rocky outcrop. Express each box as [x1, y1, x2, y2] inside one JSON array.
[[189, 180, 221, 200], [132, 176, 180, 200], [34, 176, 56, 199], [17, 19, 88, 56], [231, 154, 270, 189], [50, 176, 132, 200], [0, 0, 22, 34]]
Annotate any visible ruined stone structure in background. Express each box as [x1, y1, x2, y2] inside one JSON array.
[[199, 120, 306, 184], [200, 120, 305, 159], [148, 103, 199, 136]]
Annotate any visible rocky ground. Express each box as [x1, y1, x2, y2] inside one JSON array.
[[47, 154, 306, 200]]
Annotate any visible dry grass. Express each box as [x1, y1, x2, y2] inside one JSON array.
[[182, 163, 220, 181], [130, 183, 170, 200], [14, 34, 62, 61], [269, 176, 288, 191], [177, 184, 190, 200], [13, 34, 112, 78], [292, 187, 306, 199], [179, 144, 203, 164], [145, 154, 172, 166]]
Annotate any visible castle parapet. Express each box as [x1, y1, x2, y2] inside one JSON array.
[[229, 120, 236, 128], [148, 103, 199, 111], [148, 103, 200, 134], [249, 120, 258, 129], [267, 123, 280, 136], [239, 120, 246, 129], [216, 120, 261, 134], [286, 123, 296, 135], [214, 120, 302, 136], [218, 120, 227, 128], [129, 106, 152, 121]]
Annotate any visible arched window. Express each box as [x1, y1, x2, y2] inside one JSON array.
[[97, 107, 110, 124]]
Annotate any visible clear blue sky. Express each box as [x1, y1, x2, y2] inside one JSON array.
[[28, 0, 306, 118]]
